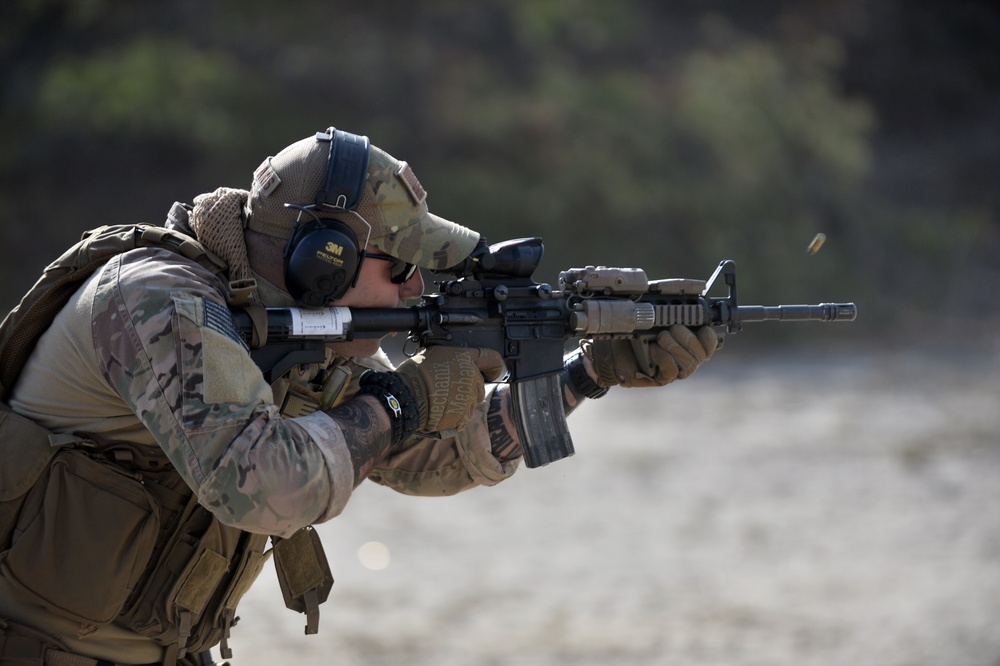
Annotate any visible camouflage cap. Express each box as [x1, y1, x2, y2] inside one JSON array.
[[246, 131, 480, 270]]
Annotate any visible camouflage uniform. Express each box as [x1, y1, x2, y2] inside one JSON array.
[[0, 130, 520, 664], [0, 241, 518, 663]]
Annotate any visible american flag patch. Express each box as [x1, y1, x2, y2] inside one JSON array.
[[203, 299, 248, 350]]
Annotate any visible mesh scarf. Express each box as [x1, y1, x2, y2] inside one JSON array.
[[191, 187, 261, 306]]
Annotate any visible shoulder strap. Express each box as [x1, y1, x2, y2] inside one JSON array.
[[0, 224, 229, 401]]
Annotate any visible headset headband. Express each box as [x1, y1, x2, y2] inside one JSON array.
[[314, 127, 370, 211]]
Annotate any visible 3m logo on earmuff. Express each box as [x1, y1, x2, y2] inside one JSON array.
[[314, 242, 346, 268]]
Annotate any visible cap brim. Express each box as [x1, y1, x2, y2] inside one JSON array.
[[374, 211, 480, 270]]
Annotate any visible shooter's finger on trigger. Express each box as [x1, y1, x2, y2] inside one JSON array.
[[471, 347, 506, 382]]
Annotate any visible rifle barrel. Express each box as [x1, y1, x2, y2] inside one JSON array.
[[736, 303, 857, 323]]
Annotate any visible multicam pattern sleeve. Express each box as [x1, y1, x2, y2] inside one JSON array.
[[92, 248, 354, 537]]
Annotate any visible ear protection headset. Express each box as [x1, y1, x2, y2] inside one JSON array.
[[283, 127, 371, 307]]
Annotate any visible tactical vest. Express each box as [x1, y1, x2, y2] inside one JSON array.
[[0, 224, 333, 665]]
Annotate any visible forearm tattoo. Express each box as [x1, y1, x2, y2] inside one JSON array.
[[486, 379, 582, 463], [326, 395, 393, 487]]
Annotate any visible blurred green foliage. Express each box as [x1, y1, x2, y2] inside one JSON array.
[[1, 0, 997, 342], [37, 38, 244, 146]]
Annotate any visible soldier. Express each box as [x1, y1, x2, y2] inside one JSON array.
[[0, 128, 717, 665]]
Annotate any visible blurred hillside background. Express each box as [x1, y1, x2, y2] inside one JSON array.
[[1, 0, 998, 348], [3, 4, 1000, 665]]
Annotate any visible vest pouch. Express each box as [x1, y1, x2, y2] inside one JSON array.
[[123, 499, 220, 640], [161, 518, 255, 657], [273, 527, 333, 635], [188, 533, 271, 659], [0, 448, 159, 626], [124, 502, 252, 656], [0, 407, 60, 550]]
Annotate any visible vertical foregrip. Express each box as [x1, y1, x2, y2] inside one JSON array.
[[511, 375, 575, 468]]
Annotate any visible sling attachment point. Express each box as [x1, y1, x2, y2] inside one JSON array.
[[227, 279, 258, 308]]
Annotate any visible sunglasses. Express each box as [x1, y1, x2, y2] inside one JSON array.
[[363, 252, 418, 284]]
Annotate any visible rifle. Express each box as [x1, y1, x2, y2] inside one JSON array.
[[232, 237, 856, 468]]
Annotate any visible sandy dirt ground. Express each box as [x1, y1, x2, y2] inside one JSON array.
[[229, 346, 1000, 666]]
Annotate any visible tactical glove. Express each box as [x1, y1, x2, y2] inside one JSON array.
[[396, 346, 506, 433], [583, 325, 718, 388]]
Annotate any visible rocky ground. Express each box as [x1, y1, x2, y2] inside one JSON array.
[[232, 346, 1000, 666]]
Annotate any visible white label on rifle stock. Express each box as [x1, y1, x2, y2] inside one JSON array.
[[289, 307, 352, 339]]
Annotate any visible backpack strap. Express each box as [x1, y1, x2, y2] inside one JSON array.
[[0, 224, 229, 402], [135, 225, 228, 278]]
